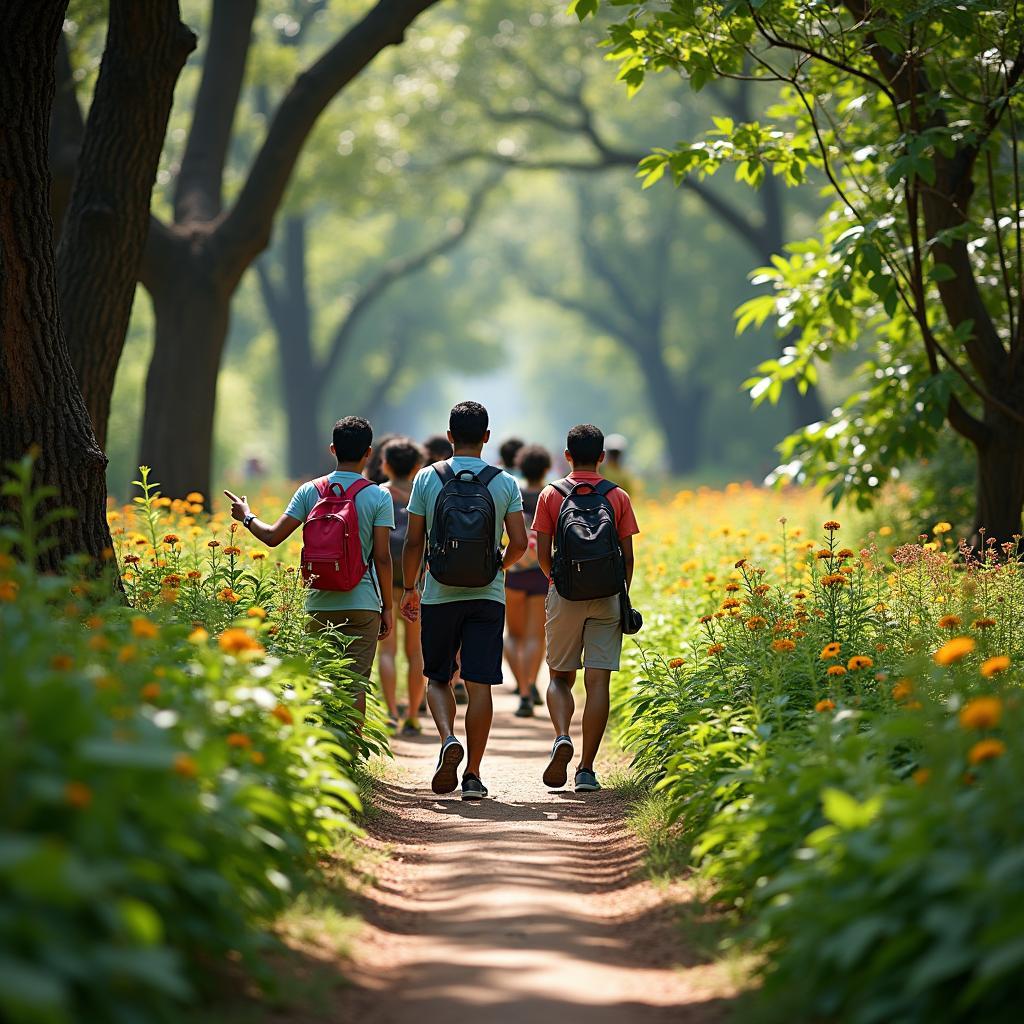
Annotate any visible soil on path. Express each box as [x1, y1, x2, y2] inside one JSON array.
[[330, 683, 738, 1024]]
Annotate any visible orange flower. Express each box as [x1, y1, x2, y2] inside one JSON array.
[[141, 682, 161, 701], [912, 768, 931, 785], [186, 570, 202, 581], [162, 534, 180, 546], [815, 699, 836, 712], [847, 655, 873, 671], [771, 638, 796, 653], [745, 616, 767, 630], [251, 551, 267, 561], [959, 696, 1002, 730], [827, 665, 847, 677], [981, 655, 1010, 677], [836, 548, 855, 559], [271, 704, 294, 725], [131, 616, 158, 640], [820, 642, 841, 661], [50, 654, 73, 671], [85, 614, 104, 630], [224, 546, 242, 557], [250, 750, 266, 766], [968, 738, 1006, 765], [934, 636, 975, 666], [891, 679, 913, 701], [247, 607, 267, 620], [173, 753, 198, 778], [972, 617, 997, 629], [118, 645, 137, 663], [218, 628, 264, 655], [668, 657, 685, 669], [707, 643, 725, 656], [65, 781, 92, 809], [185, 492, 204, 504], [724, 583, 740, 592], [217, 587, 240, 604], [820, 574, 848, 587], [938, 615, 961, 630], [823, 520, 841, 531], [0, 579, 18, 602], [207, 539, 221, 549], [122, 554, 140, 565], [226, 732, 251, 749], [188, 626, 209, 643]]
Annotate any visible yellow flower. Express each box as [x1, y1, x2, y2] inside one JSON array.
[[959, 696, 1002, 730], [188, 626, 209, 644], [247, 607, 267, 620], [879, 526, 893, 536], [933, 522, 952, 535], [65, 781, 93, 809], [131, 617, 158, 640], [173, 753, 198, 778], [938, 614, 961, 630], [815, 699, 836, 712], [981, 655, 1010, 677], [218, 628, 264, 655], [186, 492, 204, 504], [827, 665, 847, 677], [891, 679, 913, 701], [968, 738, 1006, 765], [847, 655, 874, 671], [934, 636, 976, 666], [820, 642, 841, 661]]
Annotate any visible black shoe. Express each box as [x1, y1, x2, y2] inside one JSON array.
[[462, 773, 488, 800], [531, 684, 542, 706], [454, 682, 468, 705], [574, 767, 601, 793], [431, 736, 464, 794], [514, 696, 534, 718], [418, 698, 427, 715], [542, 735, 574, 789]]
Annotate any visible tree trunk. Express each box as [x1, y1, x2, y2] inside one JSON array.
[[0, 0, 114, 570], [973, 416, 1024, 543], [139, 257, 231, 499], [48, 32, 83, 238], [634, 340, 705, 476], [59, 0, 195, 449]]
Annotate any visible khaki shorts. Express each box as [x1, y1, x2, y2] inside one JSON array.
[[544, 587, 622, 672], [306, 609, 381, 685]]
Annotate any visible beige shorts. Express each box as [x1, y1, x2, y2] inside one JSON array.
[[544, 587, 622, 672], [306, 609, 381, 685]]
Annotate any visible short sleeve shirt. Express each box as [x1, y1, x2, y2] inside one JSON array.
[[407, 456, 524, 606], [532, 472, 640, 540], [285, 471, 394, 613]]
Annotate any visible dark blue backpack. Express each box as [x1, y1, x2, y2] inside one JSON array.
[[427, 463, 502, 588], [550, 478, 624, 601]]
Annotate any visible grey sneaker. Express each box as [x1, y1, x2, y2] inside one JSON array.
[[461, 773, 488, 800], [431, 736, 464, 794], [542, 735, 574, 788], [574, 768, 601, 793], [514, 696, 534, 718]]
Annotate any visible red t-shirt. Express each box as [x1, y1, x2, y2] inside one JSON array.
[[531, 472, 640, 540]]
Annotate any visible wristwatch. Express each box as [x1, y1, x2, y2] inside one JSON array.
[[243, 513, 255, 529]]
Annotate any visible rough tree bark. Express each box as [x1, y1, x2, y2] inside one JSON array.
[[136, 0, 442, 499], [59, 0, 196, 450], [48, 33, 83, 238], [0, 0, 114, 569]]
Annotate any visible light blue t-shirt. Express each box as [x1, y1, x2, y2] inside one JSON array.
[[407, 457, 524, 606], [285, 471, 394, 613]]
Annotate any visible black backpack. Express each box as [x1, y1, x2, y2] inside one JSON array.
[[550, 478, 624, 601], [427, 463, 502, 588]]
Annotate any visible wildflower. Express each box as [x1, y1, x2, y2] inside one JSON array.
[[161, 574, 182, 588], [958, 696, 1002, 730], [218, 628, 263, 655], [698, 614, 713, 624], [217, 587, 240, 604], [162, 534, 180, 546], [85, 615, 103, 630], [50, 654, 73, 671], [891, 679, 913, 701], [875, 642, 888, 652], [247, 607, 267, 620], [123, 554, 141, 565], [130, 616, 158, 640], [772, 639, 796, 653], [746, 616, 767, 630], [707, 643, 725, 656], [65, 781, 93, 809], [226, 732, 251, 749], [724, 582, 740, 592], [186, 570, 202, 581], [207, 540, 220, 549], [271, 704, 294, 725], [173, 753, 198, 778], [186, 492, 204, 504], [793, 591, 807, 600], [820, 574, 848, 587], [792, 629, 807, 639], [938, 614, 961, 629], [815, 549, 832, 560], [734, 558, 747, 569], [934, 636, 976, 666], [837, 548, 855, 559], [753, 584, 771, 596], [703, 574, 716, 584], [118, 645, 137, 663], [820, 642, 841, 660], [847, 655, 873, 671], [668, 658, 685, 669], [981, 655, 1010, 677], [968, 738, 1006, 765], [251, 551, 267, 561], [912, 768, 931, 785], [224, 546, 242, 557], [815, 699, 836, 712], [827, 665, 847, 677], [933, 522, 952, 535], [188, 627, 209, 643], [824, 520, 841, 531], [879, 526, 893, 536], [972, 617, 996, 629], [250, 750, 266, 766], [141, 682, 161, 701], [721, 598, 741, 611]]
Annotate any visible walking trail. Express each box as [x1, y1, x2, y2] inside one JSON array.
[[325, 681, 738, 1024]]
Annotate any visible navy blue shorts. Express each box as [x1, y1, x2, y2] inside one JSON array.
[[421, 600, 505, 686]]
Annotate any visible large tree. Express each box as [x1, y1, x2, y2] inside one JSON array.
[[0, 0, 114, 569], [576, 0, 1024, 537]]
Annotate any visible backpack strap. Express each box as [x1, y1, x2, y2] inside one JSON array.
[[550, 478, 573, 498], [342, 477, 374, 500], [594, 480, 619, 498], [432, 461, 456, 485], [313, 475, 334, 498], [477, 465, 501, 486]]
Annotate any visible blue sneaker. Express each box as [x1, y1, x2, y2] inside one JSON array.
[[574, 768, 601, 793], [431, 736, 464, 794], [542, 735, 574, 788]]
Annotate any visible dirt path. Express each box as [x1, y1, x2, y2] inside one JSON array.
[[335, 681, 737, 1024]]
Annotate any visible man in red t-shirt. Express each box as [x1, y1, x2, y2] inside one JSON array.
[[532, 424, 640, 794]]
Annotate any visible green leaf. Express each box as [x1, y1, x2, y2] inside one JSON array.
[[821, 787, 883, 829]]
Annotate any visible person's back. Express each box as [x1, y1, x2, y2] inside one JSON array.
[[401, 402, 528, 800]]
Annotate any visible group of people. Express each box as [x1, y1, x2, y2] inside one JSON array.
[[224, 401, 640, 799]]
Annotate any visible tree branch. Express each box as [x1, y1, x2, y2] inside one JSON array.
[[216, 0, 441, 283], [173, 0, 257, 225]]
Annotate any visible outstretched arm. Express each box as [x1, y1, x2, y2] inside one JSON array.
[[225, 490, 301, 547]]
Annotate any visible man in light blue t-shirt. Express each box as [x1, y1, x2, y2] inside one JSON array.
[[401, 401, 528, 801], [225, 416, 394, 722]]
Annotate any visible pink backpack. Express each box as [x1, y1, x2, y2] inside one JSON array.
[[300, 476, 374, 591]]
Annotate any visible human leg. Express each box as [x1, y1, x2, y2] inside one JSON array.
[[403, 617, 426, 729], [504, 586, 527, 694], [377, 618, 400, 721], [457, 601, 505, 778], [523, 592, 548, 698], [463, 681, 494, 776], [579, 668, 612, 770]]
